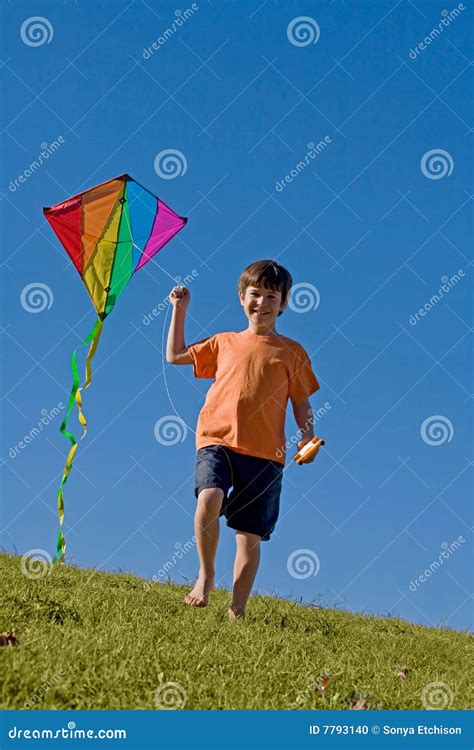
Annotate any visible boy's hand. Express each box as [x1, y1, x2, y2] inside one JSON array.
[[297, 437, 316, 463], [169, 285, 190, 311]]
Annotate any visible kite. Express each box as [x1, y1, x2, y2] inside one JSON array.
[[43, 173, 187, 563]]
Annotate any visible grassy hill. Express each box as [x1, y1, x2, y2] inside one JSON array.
[[0, 551, 472, 710]]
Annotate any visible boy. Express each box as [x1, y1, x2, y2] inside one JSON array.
[[166, 260, 320, 619]]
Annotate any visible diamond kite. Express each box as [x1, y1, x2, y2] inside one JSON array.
[[43, 173, 187, 562]]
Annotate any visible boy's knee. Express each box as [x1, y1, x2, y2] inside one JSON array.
[[197, 487, 224, 513], [236, 530, 262, 545]]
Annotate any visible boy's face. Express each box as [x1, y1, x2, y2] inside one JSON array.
[[239, 284, 286, 329]]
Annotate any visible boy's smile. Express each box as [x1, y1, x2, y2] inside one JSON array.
[[239, 284, 287, 334]]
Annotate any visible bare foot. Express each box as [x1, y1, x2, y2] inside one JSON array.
[[228, 605, 245, 620], [184, 575, 214, 607]]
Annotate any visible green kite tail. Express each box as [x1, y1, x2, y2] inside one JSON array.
[[53, 317, 103, 563]]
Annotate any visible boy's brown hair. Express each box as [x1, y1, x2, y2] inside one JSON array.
[[238, 260, 293, 317]]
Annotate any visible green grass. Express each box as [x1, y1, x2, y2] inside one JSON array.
[[1, 551, 472, 710]]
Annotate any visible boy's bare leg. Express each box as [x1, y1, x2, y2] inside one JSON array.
[[228, 530, 261, 619], [184, 487, 223, 607]]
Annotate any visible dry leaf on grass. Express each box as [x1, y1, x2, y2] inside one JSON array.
[[0, 632, 18, 646], [351, 698, 367, 710], [315, 674, 331, 694]]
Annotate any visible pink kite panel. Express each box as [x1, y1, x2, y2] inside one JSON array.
[[135, 200, 187, 271]]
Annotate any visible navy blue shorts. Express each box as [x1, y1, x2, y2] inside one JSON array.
[[194, 445, 283, 541]]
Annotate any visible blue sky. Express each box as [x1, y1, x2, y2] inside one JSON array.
[[1, 0, 472, 632]]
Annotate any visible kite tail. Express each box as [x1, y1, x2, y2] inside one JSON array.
[[75, 317, 104, 439], [53, 316, 104, 564]]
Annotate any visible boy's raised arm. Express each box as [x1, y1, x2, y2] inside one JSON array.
[[166, 285, 193, 365]]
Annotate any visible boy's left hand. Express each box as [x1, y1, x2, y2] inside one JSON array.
[[297, 437, 316, 463]]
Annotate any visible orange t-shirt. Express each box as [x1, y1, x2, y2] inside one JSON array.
[[187, 328, 320, 465]]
